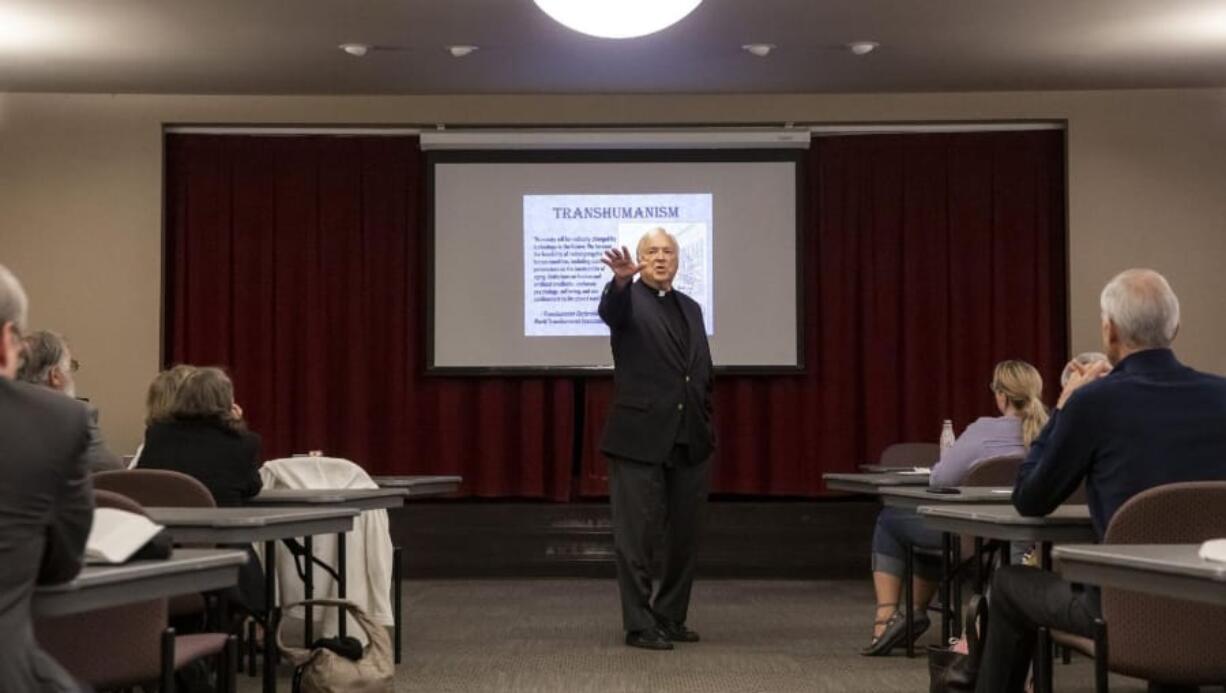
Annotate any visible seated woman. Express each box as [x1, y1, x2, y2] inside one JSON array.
[[136, 366, 265, 611], [129, 363, 196, 467], [861, 359, 1047, 656]]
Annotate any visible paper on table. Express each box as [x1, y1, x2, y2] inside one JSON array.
[[1199, 539, 1226, 563], [990, 489, 1013, 495], [899, 467, 931, 475], [85, 508, 164, 564]]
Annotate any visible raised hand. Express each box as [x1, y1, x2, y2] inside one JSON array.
[[1057, 359, 1112, 409], [601, 246, 646, 286]]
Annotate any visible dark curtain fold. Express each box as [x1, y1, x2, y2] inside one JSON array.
[[580, 131, 1067, 496], [164, 134, 574, 499]]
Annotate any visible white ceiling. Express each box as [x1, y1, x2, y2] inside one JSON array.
[[2, 0, 1226, 94]]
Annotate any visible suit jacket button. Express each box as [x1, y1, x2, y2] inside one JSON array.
[[685, 375, 690, 382], [677, 403, 684, 411]]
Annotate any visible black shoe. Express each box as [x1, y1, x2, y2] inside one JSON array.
[[655, 618, 700, 643], [860, 610, 930, 657], [625, 627, 674, 650]]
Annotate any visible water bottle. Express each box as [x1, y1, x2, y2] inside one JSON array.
[[940, 419, 956, 451]]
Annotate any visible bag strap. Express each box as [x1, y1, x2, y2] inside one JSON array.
[[275, 598, 386, 664]]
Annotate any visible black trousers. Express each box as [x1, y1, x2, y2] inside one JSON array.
[[976, 565, 1099, 693], [608, 447, 710, 632]]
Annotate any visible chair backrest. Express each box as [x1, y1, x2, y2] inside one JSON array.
[[879, 442, 939, 468], [35, 600, 167, 688], [92, 469, 216, 508], [36, 491, 166, 688], [962, 455, 1023, 487], [93, 489, 147, 516], [1100, 481, 1226, 685]]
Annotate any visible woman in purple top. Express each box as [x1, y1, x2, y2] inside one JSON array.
[[862, 360, 1048, 656]]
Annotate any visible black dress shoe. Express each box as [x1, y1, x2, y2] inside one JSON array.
[[860, 610, 930, 657], [656, 618, 700, 643], [625, 627, 674, 650]]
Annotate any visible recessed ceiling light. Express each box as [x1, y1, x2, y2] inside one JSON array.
[[847, 41, 879, 56], [447, 45, 479, 58], [742, 44, 775, 58], [533, 0, 703, 40], [339, 43, 370, 57]]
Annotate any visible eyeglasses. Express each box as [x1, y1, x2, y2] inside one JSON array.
[[68, 358, 80, 373]]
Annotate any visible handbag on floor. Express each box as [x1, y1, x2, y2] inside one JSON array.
[[277, 598, 395, 693], [927, 594, 988, 693]]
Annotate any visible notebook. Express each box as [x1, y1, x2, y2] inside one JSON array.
[[85, 508, 165, 565]]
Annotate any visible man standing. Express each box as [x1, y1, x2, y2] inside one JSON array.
[[0, 264, 94, 691], [599, 228, 714, 650], [17, 330, 123, 473], [974, 268, 1226, 692]]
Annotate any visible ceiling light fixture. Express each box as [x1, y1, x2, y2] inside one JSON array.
[[447, 45, 479, 58], [339, 43, 370, 57], [533, 0, 703, 39], [742, 43, 775, 58], [847, 41, 879, 56]]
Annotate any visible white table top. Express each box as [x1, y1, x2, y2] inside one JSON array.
[[918, 504, 1096, 543], [146, 506, 358, 543], [33, 548, 246, 617], [879, 485, 1015, 509], [1055, 544, 1226, 607], [249, 487, 410, 511]]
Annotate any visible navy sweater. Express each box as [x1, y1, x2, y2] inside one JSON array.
[[1013, 348, 1226, 539]]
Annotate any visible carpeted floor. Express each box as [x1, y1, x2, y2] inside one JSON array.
[[240, 579, 1151, 692]]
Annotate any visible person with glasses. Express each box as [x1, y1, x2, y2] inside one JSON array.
[[16, 330, 123, 472]]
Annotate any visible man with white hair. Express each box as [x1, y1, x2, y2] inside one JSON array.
[[974, 269, 1226, 693], [599, 228, 714, 650], [0, 264, 94, 690], [17, 330, 123, 472]]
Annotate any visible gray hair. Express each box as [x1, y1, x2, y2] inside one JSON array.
[[635, 227, 679, 261], [1060, 351, 1109, 387], [1099, 269, 1180, 349], [0, 264, 28, 332], [16, 330, 69, 385]]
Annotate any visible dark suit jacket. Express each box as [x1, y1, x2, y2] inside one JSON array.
[[599, 279, 714, 464], [0, 378, 94, 691], [137, 420, 262, 507], [1013, 348, 1226, 539]]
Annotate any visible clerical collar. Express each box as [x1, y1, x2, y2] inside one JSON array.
[[643, 281, 670, 297]]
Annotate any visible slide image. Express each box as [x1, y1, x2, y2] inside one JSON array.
[[524, 193, 714, 337]]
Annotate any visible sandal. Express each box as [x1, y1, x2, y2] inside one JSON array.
[[860, 603, 897, 656], [861, 606, 930, 657]]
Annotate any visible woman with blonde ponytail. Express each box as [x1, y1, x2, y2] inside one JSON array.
[[862, 359, 1047, 657]]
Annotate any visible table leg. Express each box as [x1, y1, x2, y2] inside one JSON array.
[[337, 531, 348, 639], [303, 535, 314, 647], [263, 540, 279, 693], [393, 545, 402, 664], [940, 532, 952, 644], [951, 538, 963, 639], [973, 537, 984, 593], [1036, 542, 1055, 693]]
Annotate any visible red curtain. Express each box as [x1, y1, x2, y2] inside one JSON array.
[[164, 135, 574, 499], [166, 131, 1065, 500], [580, 131, 1067, 496]]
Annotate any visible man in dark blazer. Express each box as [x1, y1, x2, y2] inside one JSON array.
[[0, 264, 94, 692], [599, 229, 714, 650], [975, 269, 1226, 693]]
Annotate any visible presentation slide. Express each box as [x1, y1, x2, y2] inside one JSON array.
[[523, 193, 714, 337], [429, 151, 802, 372]]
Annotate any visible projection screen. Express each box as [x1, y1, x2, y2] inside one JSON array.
[[427, 149, 804, 374]]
